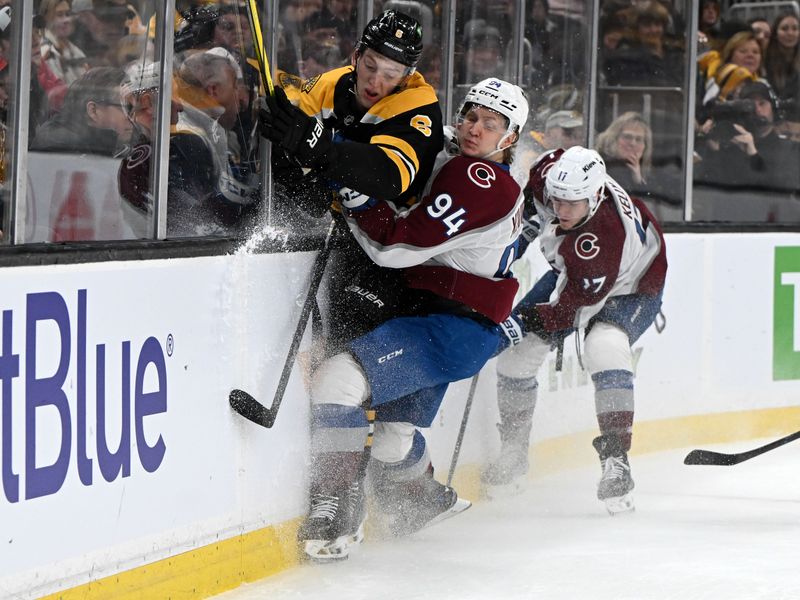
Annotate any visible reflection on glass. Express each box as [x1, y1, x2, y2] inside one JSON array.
[[169, 3, 263, 237], [25, 0, 155, 242], [595, 0, 688, 223]]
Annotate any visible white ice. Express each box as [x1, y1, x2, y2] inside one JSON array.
[[215, 441, 800, 600]]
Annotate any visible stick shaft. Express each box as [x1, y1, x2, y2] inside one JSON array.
[[246, 0, 274, 95]]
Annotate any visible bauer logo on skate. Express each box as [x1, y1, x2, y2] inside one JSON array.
[[0, 289, 170, 504]]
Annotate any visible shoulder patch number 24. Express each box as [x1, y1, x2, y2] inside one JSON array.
[[410, 114, 432, 137]]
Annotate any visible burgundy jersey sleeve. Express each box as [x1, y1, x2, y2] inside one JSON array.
[[537, 201, 626, 331]]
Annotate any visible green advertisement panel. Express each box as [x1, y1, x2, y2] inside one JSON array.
[[774, 247, 800, 380]]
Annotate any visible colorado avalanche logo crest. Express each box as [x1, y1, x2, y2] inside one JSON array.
[[467, 161, 496, 189], [575, 233, 600, 260]]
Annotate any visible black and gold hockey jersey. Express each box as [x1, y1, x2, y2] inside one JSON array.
[[278, 67, 443, 204]]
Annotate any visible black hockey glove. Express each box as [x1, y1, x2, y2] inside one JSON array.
[[259, 87, 333, 171], [516, 304, 547, 340]]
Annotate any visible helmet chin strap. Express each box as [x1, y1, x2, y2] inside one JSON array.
[[480, 128, 518, 161]]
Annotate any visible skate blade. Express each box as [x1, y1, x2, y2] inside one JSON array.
[[603, 492, 635, 515], [303, 522, 365, 563], [482, 479, 525, 500], [422, 497, 472, 530]]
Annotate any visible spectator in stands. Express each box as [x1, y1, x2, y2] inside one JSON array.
[[460, 20, 506, 83], [525, 0, 559, 89], [695, 79, 800, 193], [764, 12, 800, 121], [749, 16, 772, 56], [72, 0, 129, 66], [212, 4, 252, 57], [300, 35, 344, 79], [699, 30, 762, 107], [40, 0, 89, 85], [596, 111, 652, 190], [417, 45, 442, 98], [174, 49, 259, 228], [540, 109, 585, 151], [277, 0, 324, 75], [315, 0, 357, 58], [604, 0, 684, 87], [698, 0, 722, 51], [32, 15, 68, 128], [30, 66, 131, 156]]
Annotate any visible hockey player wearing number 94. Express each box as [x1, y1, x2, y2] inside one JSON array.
[[291, 78, 532, 562], [482, 146, 668, 515]]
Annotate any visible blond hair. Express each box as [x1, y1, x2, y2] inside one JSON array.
[[595, 111, 653, 177]]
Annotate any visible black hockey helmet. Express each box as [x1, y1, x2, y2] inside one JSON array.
[[356, 10, 423, 69]]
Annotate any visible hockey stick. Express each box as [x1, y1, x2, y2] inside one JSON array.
[[230, 219, 337, 428], [447, 372, 480, 487], [684, 430, 800, 466], [245, 0, 274, 95]]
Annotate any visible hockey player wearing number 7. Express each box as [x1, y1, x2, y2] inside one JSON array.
[[482, 146, 668, 514], [291, 78, 531, 561]]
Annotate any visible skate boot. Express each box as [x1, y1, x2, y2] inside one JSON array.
[[592, 434, 635, 515], [297, 480, 367, 562], [371, 464, 471, 537], [481, 414, 533, 499]]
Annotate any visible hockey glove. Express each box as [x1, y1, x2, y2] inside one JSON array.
[[337, 185, 378, 212], [515, 305, 548, 340], [259, 87, 333, 170]]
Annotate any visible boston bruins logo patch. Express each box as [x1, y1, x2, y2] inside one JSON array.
[[277, 72, 302, 90]]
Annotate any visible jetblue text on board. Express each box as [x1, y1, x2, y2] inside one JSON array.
[[1, 289, 169, 503]]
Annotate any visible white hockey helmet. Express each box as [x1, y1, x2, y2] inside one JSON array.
[[457, 78, 529, 140], [545, 146, 606, 217]]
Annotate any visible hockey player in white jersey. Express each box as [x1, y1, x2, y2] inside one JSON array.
[[297, 78, 530, 561], [483, 146, 667, 514]]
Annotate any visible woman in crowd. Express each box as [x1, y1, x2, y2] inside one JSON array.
[[39, 0, 89, 85], [763, 12, 800, 120]]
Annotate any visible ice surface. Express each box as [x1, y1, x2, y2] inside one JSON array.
[[214, 441, 800, 600]]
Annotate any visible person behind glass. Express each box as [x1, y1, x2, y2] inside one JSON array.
[[698, 0, 722, 51], [460, 21, 506, 83], [749, 16, 772, 56], [528, 110, 585, 155], [482, 146, 667, 515], [524, 0, 559, 89], [39, 0, 89, 86], [595, 111, 652, 191], [290, 77, 529, 562], [604, 0, 683, 87], [71, 0, 129, 66], [174, 48, 260, 229], [116, 60, 223, 238], [695, 79, 800, 194], [763, 12, 800, 121], [30, 66, 131, 156], [699, 30, 762, 106]]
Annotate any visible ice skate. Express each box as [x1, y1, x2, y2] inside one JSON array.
[[298, 482, 366, 562], [372, 465, 471, 537], [481, 444, 529, 499], [481, 414, 533, 499], [592, 434, 635, 515]]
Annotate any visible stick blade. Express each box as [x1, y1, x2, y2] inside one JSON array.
[[229, 389, 276, 428], [683, 449, 738, 466]]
